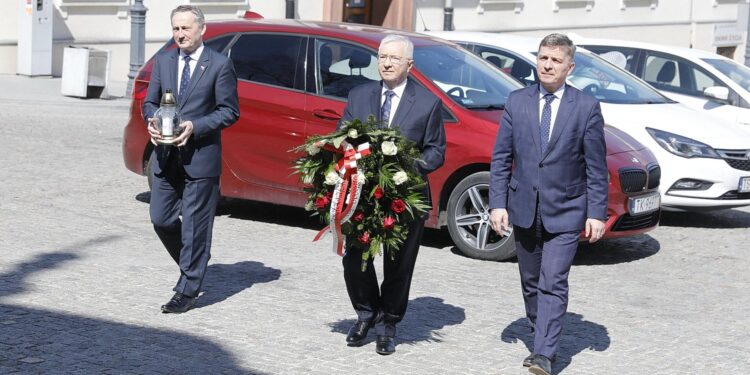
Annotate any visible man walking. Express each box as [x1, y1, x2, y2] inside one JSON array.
[[144, 5, 239, 313], [338, 34, 446, 355], [489, 33, 607, 375]]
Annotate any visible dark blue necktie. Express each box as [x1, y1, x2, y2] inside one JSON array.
[[540, 93, 555, 153], [381, 90, 396, 127], [178, 55, 191, 104]]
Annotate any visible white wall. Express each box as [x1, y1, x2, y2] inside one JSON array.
[[0, 0, 747, 79]]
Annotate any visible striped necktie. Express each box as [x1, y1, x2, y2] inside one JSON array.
[[540, 93, 555, 153], [381, 90, 396, 127]]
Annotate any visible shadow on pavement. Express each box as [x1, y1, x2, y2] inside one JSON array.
[[197, 261, 281, 309], [327, 296, 465, 346], [0, 238, 266, 374], [659, 209, 750, 229], [501, 312, 610, 374], [574, 234, 660, 266]]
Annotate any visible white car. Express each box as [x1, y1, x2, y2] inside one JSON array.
[[576, 37, 750, 130], [424, 31, 750, 211]]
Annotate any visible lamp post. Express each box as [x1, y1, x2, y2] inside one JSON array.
[[126, 0, 148, 97]]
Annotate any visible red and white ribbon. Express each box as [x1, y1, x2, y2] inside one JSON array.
[[313, 142, 371, 256]]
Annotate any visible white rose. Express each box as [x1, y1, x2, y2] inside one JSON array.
[[393, 171, 408, 185], [324, 171, 341, 185], [347, 128, 359, 139], [381, 141, 398, 156], [357, 171, 366, 185], [306, 143, 320, 155]]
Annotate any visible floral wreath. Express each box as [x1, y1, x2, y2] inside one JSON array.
[[293, 115, 429, 271]]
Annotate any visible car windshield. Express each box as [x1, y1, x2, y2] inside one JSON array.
[[702, 58, 750, 92], [567, 52, 671, 104], [413, 45, 520, 109]]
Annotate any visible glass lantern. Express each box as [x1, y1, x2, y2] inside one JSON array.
[[154, 89, 181, 144]]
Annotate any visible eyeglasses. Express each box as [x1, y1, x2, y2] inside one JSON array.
[[378, 54, 410, 65]]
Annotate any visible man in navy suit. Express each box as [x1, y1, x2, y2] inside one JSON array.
[[338, 35, 446, 355], [489, 34, 607, 375], [143, 5, 239, 314]]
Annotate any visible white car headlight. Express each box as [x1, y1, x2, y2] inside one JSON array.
[[646, 128, 721, 159]]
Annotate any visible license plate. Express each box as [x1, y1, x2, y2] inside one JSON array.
[[740, 177, 750, 193], [628, 192, 660, 215]]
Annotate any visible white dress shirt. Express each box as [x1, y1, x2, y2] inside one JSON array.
[[381, 79, 408, 127], [177, 44, 204, 94], [538, 84, 566, 140]]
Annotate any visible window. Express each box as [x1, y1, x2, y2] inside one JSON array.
[[314, 39, 379, 99], [473, 45, 537, 86], [229, 34, 304, 89], [205, 34, 235, 55], [643, 52, 723, 97], [583, 46, 637, 72]]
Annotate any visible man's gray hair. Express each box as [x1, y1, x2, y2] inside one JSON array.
[[379, 34, 414, 59], [539, 33, 576, 60], [171, 5, 205, 27]]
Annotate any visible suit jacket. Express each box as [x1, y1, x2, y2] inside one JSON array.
[[489, 84, 608, 233], [339, 78, 446, 208], [143, 46, 240, 178]]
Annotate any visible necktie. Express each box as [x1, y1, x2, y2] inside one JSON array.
[[381, 90, 396, 127], [540, 93, 555, 153], [178, 55, 191, 104]]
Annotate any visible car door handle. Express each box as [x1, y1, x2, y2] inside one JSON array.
[[312, 109, 342, 120]]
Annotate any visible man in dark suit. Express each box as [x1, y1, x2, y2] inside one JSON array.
[[489, 34, 607, 375], [338, 34, 446, 355], [143, 5, 239, 314]]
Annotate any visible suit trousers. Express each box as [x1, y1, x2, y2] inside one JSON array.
[[514, 208, 579, 359], [342, 218, 425, 327], [150, 150, 220, 298]]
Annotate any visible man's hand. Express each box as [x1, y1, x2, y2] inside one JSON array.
[[173, 120, 194, 147], [585, 218, 605, 243], [490, 208, 509, 237], [147, 118, 161, 146]]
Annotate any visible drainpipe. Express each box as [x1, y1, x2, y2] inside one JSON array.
[[443, 0, 454, 31]]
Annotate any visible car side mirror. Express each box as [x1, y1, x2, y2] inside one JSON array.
[[703, 86, 729, 103]]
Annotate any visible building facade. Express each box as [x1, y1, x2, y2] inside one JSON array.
[[2, 0, 749, 82]]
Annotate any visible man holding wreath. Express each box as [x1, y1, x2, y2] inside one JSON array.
[[337, 34, 446, 355]]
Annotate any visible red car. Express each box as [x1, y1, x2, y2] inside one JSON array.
[[123, 17, 661, 261]]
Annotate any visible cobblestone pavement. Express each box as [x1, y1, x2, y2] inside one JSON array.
[[1, 75, 749, 374]]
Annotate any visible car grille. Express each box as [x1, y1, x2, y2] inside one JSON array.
[[718, 190, 750, 200], [611, 210, 660, 232], [647, 164, 661, 190], [716, 149, 750, 171], [619, 168, 647, 193]]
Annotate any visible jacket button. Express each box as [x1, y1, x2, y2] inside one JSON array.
[[533, 186, 538, 191], [538, 162, 543, 168]]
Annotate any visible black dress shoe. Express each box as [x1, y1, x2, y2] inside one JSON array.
[[346, 320, 375, 346], [375, 335, 395, 355], [523, 353, 535, 367], [528, 355, 552, 375], [161, 293, 196, 314]]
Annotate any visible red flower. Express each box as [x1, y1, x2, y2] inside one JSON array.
[[391, 199, 406, 214], [358, 231, 371, 244], [314, 194, 330, 209], [383, 216, 396, 230], [352, 211, 365, 222], [373, 186, 383, 200]]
